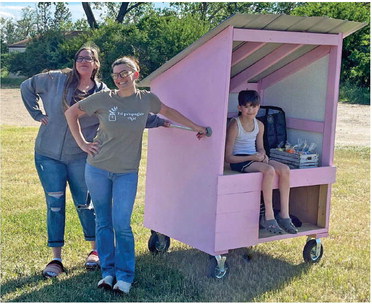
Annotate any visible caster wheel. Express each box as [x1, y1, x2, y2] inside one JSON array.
[[303, 239, 323, 263], [208, 256, 229, 279], [148, 231, 170, 254]]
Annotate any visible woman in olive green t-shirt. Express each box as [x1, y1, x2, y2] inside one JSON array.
[[65, 56, 207, 294]]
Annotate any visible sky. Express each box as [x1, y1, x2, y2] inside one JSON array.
[[0, 1, 167, 21]]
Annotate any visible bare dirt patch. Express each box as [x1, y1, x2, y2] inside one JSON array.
[[0, 88, 370, 147]]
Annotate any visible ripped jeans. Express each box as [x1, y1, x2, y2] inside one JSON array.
[[35, 152, 96, 247]]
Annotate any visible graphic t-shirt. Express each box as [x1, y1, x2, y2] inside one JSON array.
[[79, 90, 161, 173]]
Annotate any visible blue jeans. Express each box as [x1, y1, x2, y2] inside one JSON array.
[[85, 163, 138, 283], [34, 152, 96, 247]]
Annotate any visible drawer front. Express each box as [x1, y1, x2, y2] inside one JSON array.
[[215, 192, 260, 252]]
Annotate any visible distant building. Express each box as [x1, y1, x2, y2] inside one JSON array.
[[7, 31, 84, 53], [7, 38, 30, 53]]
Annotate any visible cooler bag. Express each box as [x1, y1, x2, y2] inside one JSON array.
[[256, 106, 287, 156]]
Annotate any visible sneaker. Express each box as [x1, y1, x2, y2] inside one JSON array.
[[97, 275, 114, 290], [276, 215, 298, 234], [113, 280, 132, 294], [85, 250, 100, 270]]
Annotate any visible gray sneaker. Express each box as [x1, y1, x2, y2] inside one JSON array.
[[276, 215, 298, 234], [97, 275, 114, 290], [113, 280, 132, 294]]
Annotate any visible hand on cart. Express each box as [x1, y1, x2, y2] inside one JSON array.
[[169, 123, 212, 140], [161, 120, 171, 128]]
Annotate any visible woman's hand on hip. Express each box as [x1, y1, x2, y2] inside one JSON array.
[[80, 141, 100, 157], [39, 115, 48, 125]]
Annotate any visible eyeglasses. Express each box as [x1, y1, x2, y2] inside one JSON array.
[[111, 70, 133, 80], [76, 56, 94, 63]]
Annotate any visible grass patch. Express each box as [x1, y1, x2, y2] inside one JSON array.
[[0, 77, 27, 89], [0, 126, 370, 302], [339, 81, 370, 105]]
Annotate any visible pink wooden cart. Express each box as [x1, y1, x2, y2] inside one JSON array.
[[139, 14, 366, 278]]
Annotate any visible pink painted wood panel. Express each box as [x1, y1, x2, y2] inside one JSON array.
[[261, 45, 330, 90], [144, 26, 234, 255], [324, 184, 333, 231], [218, 166, 336, 195], [322, 36, 343, 166], [231, 42, 265, 66], [286, 117, 324, 133], [216, 191, 260, 214], [230, 44, 303, 91], [215, 192, 260, 251], [233, 28, 340, 45]]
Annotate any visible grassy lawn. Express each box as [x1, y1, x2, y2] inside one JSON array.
[[0, 126, 370, 302]]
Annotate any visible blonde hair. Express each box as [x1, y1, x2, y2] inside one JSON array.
[[62, 43, 101, 110]]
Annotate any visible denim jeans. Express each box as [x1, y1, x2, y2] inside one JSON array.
[[85, 163, 138, 283], [35, 152, 96, 247]]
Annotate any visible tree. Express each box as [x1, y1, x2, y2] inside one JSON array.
[[36, 2, 53, 33], [53, 2, 72, 30], [169, 2, 306, 26], [0, 18, 18, 44], [16, 7, 38, 40], [82, 2, 98, 29], [9, 30, 69, 76], [292, 2, 370, 88], [82, 2, 151, 29], [115, 2, 144, 23]]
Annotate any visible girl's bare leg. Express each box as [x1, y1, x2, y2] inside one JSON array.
[[269, 160, 290, 218], [244, 162, 276, 220]]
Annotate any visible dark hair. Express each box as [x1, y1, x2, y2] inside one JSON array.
[[111, 56, 140, 72], [62, 43, 101, 110], [238, 90, 260, 107]]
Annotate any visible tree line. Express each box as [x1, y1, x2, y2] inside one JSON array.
[[0, 2, 369, 103]]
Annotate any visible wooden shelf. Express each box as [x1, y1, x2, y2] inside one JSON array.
[[258, 222, 326, 240]]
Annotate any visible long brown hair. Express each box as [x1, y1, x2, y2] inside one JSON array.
[[62, 44, 101, 110]]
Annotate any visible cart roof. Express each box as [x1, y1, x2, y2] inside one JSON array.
[[139, 13, 367, 87]]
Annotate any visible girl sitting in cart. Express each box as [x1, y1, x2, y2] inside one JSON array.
[[225, 90, 297, 235]]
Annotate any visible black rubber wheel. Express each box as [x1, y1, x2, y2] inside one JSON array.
[[148, 231, 170, 254], [208, 256, 229, 279], [303, 239, 323, 263]]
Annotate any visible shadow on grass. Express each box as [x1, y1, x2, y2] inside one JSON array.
[[1, 247, 313, 302]]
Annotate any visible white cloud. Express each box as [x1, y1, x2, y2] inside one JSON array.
[[0, 11, 16, 18], [0, 6, 27, 10]]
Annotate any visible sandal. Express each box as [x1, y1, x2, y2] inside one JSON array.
[[85, 250, 100, 270], [42, 260, 66, 278], [276, 215, 298, 234], [260, 217, 284, 235]]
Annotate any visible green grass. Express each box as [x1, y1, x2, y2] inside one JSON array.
[[339, 81, 370, 105], [0, 126, 370, 302], [0, 77, 27, 89]]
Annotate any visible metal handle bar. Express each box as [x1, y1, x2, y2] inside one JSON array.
[[169, 124, 212, 137]]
